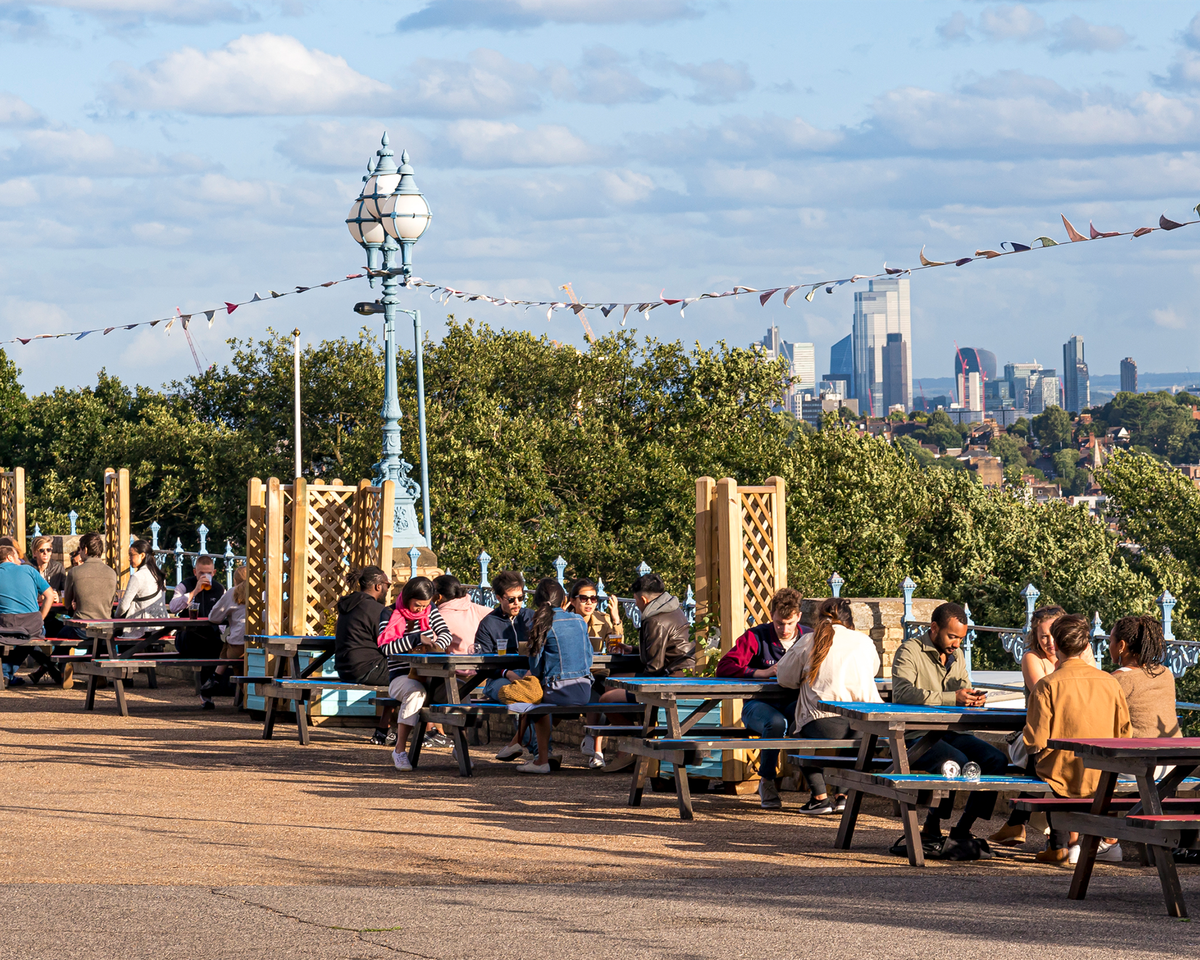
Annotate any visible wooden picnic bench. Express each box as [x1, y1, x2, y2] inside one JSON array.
[[61, 617, 182, 658], [75, 657, 244, 716], [1048, 737, 1200, 918], [0, 627, 69, 689]]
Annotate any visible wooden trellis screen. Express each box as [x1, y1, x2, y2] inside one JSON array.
[[0, 467, 24, 546], [103, 467, 132, 589], [695, 475, 788, 782], [245, 477, 395, 637]]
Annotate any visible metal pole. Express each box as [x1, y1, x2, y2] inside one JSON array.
[[293, 328, 302, 479], [412, 308, 431, 544]]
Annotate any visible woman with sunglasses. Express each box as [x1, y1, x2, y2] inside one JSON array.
[[567, 578, 624, 653]]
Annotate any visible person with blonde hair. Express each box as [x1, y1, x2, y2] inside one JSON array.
[[27, 536, 66, 595], [777, 596, 882, 814], [201, 564, 248, 700]]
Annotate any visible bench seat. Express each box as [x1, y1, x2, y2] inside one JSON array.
[[1012, 796, 1200, 812]]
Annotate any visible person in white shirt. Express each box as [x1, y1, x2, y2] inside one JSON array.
[[202, 564, 248, 697], [776, 596, 882, 815], [115, 539, 168, 639]]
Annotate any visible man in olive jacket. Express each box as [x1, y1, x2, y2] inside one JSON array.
[[891, 602, 1007, 860]]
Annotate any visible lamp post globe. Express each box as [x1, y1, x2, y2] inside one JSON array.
[[346, 132, 430, 547]]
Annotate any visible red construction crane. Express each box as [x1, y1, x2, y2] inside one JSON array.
[[559, 283, 595, 344]]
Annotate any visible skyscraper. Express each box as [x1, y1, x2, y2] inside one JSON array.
[[755, 327, 815, 413], [882, 333, 910, 411], [1121, 357, 1138, 394], [1063, 335, 1090, 413], [852, 277, 912, 415], [953, 348, 997, 385], [826, 334, 853, 396]]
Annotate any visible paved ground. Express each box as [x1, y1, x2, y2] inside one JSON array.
[[1, 677, 1195, 958]]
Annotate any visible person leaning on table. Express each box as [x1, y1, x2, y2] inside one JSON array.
[[334, 566, 400, 746], [890, 601, 1008, 861], [1023, 613, 1132, 867]]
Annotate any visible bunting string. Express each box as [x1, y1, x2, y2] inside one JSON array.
[[0, 273, 366, 346], [390, 205, 1200, 323], [4, 202, 1199, 348]]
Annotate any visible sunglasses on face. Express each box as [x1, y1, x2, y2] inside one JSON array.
[[500, 593, 525, 603], [575, 595, 599, 603]]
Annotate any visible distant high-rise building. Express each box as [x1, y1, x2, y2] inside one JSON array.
[[852, 277, 912, 415], [826, 334, 853, 396], [755, 327, 815, 413], [1063, 335, 1090, 413], [793, 342, 816, 393], [1121, 357, 1138, 394], [953, 347, 998, 386], [882, 332, 910, 411]]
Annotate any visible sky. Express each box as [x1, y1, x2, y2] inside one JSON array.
[[2, 0, 1200, 395]]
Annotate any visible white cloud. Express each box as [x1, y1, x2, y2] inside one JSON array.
[[673, 59, 755, 105], [0, 92, 41, 127], [978, 4, 1045, 42], [1049, 15, 1131, 55], [0, 178, 38, 205], [2, 126, 212, 176], [38, 0, 255, 26], [397, 0, 701, 32], [103, 33, 395, 116], [130, 220, 191, 244], [937, 11, 970, 44], [549, 46, 665, 105], [600, 169, 654, 205], [276, 121, 431, 173], [442, 120, 602, 167], [1152, 307, 1186, 330], [405, 49, 545, 116]]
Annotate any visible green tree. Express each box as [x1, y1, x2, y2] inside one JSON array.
[[0, 348, 28, 468], [1032, 406, 1072, 450]]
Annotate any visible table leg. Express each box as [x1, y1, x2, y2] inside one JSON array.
[[835, 732, 878, 850], [674, 759, 694, 820], [888, 724, 910, 773], [295, 693, 310, 745], [83, 673, 97, 710], [451, 727, 473, 778], [628, 756, 649, 807], [261, 648, 286, 740], [1069, 769, 1116, 901], [146, 667, 157, 689], [900, 800, 924, 867], [408, 716, 427, 769], [113, 676, 129, 717]]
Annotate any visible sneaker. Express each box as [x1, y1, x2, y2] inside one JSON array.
[[1096, 840, 1123, 863], [939, 836, 993, 861], [452, 747, 475, 771], [833, 794, 847, 814], [200, 698, 215, 710], [6, 675, 26, 687], [1036, 847, 1070, 864], [516, 760, 551, 774], [796, 796, 833, 815], [758, 779, 783, 810], [1068, 843, 1081, 865], [422, 732, 451, 749], [581, 736, 604, 766], [587, 754, 606, 770], [368, 728, 397, 746], [989, 824, 1027, 847], [392, 749, 412, 772], [496, 743, 525, 761]]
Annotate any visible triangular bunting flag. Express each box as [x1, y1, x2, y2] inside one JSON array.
[[919, 246, 945, 267], [270, 290, 282, 298], [782, 285, 801, 305], [1131, 227, 1153, 238], [205, 310, 215, 324], [225, 302, 238, 314], [103, 327, 115, 335], [251, 293, 263, 302], [1089, 221, 1120, 239], [759, 288, 781, 306], [1160, 213, 1185, 231], [1061, 215, 1088, 242]]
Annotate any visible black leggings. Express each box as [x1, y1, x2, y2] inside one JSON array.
[[1005, 757, 1039, 826], [798, 716, 855, 798]]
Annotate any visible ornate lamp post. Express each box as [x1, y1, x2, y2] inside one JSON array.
[[346, 133, 432, 546]]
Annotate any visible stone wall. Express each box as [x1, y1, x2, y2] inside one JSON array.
[[801, 597, 941, 679]]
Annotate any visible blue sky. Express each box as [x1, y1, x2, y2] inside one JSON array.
[[2, 0, 1200, 394]]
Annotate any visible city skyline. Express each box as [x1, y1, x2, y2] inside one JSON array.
[[1, 2, 1199, 395]]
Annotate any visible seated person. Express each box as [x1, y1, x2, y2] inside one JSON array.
[[377, 576, 452, 772], [567, 578, 624, 652], [1109, 615, 1180, 739], [0, 544, 54, 686], [510, 578, 595, 775], [203, 564, 248, 698], [1024, 614, 1131, 865], [591, 572, 696, 767], [716, 587, 811, 811], [777, 596, 882, 815], [334, 566, 398, 745], [168, 554, 226, 710], [432, 574, 493, 654], [61, 532, 119, 641], [891, 601, 1007, 860]]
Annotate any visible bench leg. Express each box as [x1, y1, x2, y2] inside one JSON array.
[[113, 678, 129, 717], [835, 789, 863, 849], [83, 674, 98, 710], [900, 801, 924, 867], [408, 718, 427, 769], [146, 667, 158, 690], [296, 696, 310, 745], [262, 694, 278, 739], [673, 763, 694, 820], [628, 757, 649, 807], [451, 727, 473, 778], [1151, 845, 1189, 918]]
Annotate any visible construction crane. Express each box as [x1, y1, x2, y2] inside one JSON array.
[[917, 380, 927, 412], [177, 308, 206, 376], [559, 283, 595, 344]]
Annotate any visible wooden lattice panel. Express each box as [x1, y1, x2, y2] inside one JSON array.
[[740, 490, 778, 627], [291, 481, 356, 636], [245, 478, 268, 636], [0, 467, 24, 544], [103, 467, 131, 589]]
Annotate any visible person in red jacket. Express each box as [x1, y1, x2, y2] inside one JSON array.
[[716, 587, 811, 810]]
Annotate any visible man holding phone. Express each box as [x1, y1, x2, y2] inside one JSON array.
[[890, 601, 1008, 860], [169, 555, 226, 709]]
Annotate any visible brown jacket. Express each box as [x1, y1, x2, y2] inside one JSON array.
[[1023, 657, 1131, 797], [638, 593, 695, 676], [63, 557, 119, 621]]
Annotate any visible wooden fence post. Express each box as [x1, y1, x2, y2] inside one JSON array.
[[0, 467, 25, 546], [103, 467, 131, 589], [265, 477, 285, 637]]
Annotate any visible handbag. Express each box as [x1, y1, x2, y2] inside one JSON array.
[[497, 674, 544, 704], [1005, 729, 1029, 768]]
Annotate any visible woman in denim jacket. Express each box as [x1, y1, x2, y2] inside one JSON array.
[[516, 577, 594, 774]]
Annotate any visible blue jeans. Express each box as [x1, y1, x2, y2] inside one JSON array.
[[742, 697, 798, 780]]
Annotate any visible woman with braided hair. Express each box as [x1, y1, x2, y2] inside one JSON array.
[[777, 596, 883, 815], [1109, 615, 1180, 739]]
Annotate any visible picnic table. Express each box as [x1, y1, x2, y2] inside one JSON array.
[[1051, 737, 1200, 918], [820, 701, 1030, 865], [61, 617, 182, 658], [0, 625, 73, 688], [243, 635, 336, 740]]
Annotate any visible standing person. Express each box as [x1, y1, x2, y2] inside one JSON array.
[[378, 576, 453, 772], [1109, 615, 1179, 739], [168, 555, 226, 710], [432, 574, 493, 655], [115, 539, 168, 638], [514, 578, 595, 775], [716, 587, 811, 810], [0, 544, 53, 687], [61, 532, 119, 641], [590, 572, 696, 767], [202, 564, 249, 700], [1024, 614, 1132, 865], [334, 566, 398, 745], [568, 578, 624, 652], [776, 596, 882, 814], [890, 601, 1007, 860]]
